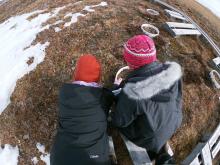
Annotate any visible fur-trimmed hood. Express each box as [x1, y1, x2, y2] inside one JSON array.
[[123, 62, 182, 100]]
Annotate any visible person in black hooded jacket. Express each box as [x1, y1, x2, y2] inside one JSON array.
[[111, 35, 182, 164], [50, 54, 114, 165]]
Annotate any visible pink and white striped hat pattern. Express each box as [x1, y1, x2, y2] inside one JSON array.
[[123, 35, 157, 69]]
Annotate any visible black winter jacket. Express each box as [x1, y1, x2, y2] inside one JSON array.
[[50, 83, 114, 165], [112, 61, 182, 153]]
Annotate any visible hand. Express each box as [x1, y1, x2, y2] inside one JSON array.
[[114, 77, 123, 85], [114, 66, 129, 85]]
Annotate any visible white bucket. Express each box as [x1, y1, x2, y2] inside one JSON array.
[[141, 24, 159, 38]]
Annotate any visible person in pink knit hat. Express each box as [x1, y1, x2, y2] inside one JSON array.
[[123, 34, 157, 69], [111, 35, 183, 164]]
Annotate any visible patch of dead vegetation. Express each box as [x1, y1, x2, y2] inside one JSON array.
[[0, 0, 220, 164]]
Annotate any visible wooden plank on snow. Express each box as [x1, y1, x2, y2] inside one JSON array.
[[120, 134, 152, 165], [166, 22, 196, 29]]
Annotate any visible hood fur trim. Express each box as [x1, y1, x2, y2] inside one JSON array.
[[123, 62, 182, 100]]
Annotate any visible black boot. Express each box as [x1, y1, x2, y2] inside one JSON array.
[[155, 152, 176, 165], [155, 142, 176, 165]]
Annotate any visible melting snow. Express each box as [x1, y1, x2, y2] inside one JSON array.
[[64, 13, 85, 27], [83, 2, 108, 12], [0, 9, 60, 114], [0, 144, 19, 165], [0, 1, 108, 114], [53, 20, 64, 26], [0, 0, 7, 4], [36, 142, 46, 153], [54, 27, 62, 32], [64, 2, 108, 27], [36, 143, 50, 165], [40, 154, 50, 165], [31, 157, 38, 165]]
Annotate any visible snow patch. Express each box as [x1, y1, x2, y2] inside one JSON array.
[[64, 1, 108, 27], [0, 0, 7, 4], [73, 1, 82, 6], [53, 20, 64, 26], [36, 142, 46, 153], [83, 2, 108, 12], [31, 157, 38, 165], [196, 0, 220, 18], [0, 7, 64, 114], [54, 27, 62, 32], [36, 143, 50, 165], [0, 1, 108, 114], [0, 144, 19, 165], [64, 13, 85, 27], [40, 153, 50, 165], [53, 6, 66, 15]]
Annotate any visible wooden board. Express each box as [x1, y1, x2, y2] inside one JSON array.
[[211, 58, 220, 71], [165, 9, 182, 17], [164, 22, 201, 37], [212, 140, 220, 159], [209, 124, 220, 147], [120, 134, 152, 165], [165, 9, 186, 21], [109, 136, 117, 164], [181, 124, 220, 164], [213, 57, 220, 66], [182, 142, 213, 165], [172, 29, 201, 36], [209, 124, 220, 158], [166, 22, 196, 29], [169, 13, 186, 21], [188, 157, 200, 165], [201, 143, 212, 165], [181, 143, 204, 165]]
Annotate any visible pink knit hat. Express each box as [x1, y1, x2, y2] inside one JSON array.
[[123, 35, 157, 69]]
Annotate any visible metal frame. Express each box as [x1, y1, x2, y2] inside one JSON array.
[[181, 124, 220, 165], [153, 0, 220, 57], [164, 22, 201, 37]]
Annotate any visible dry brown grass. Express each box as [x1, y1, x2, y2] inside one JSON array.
[[0, 0, 220, 164]]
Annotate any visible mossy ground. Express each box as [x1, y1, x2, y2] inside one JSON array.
[[0, 0, 220, 164]]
